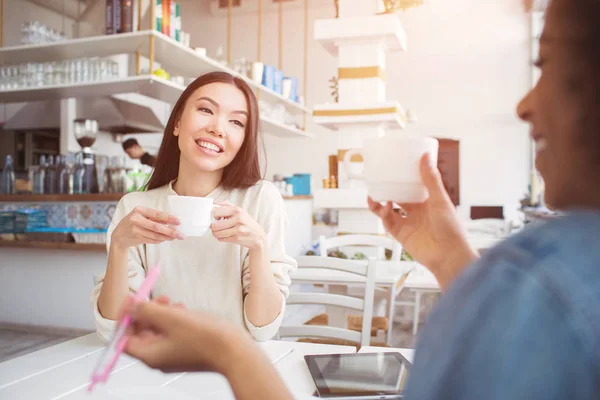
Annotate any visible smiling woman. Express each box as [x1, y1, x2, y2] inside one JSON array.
[[91, 71, 297, 343], [146, 72, 262, 191]]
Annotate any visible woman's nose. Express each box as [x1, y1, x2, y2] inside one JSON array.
[[208, 118, 226, 137], [517, 89, 533, 122]]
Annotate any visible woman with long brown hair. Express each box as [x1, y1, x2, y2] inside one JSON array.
[[91, 71, 296, 342]]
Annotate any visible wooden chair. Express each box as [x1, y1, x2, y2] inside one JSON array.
[[279, 256, 377, 348]]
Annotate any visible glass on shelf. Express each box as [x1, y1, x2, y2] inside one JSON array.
[[20, 21, 66, 45], [1, 155, 16, 195], [73, 153, 86, 194], [32, 155, 46, 194]]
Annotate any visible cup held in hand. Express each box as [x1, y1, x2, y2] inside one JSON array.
[[342, 135, 439, 204], [167, 196, 219, 237]]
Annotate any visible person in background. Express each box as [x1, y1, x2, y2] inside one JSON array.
[[122, 138, 157, 167], [92, 71, 296, 344], [118, 0, 600, 399]]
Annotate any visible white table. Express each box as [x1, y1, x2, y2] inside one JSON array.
[[359, 346, 415, 362], [290, 261, 416, 345], [400, 265, 441, 335], [0, 333, 357, 400]]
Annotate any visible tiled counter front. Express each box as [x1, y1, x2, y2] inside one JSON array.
[[0, 202, 116, 230]]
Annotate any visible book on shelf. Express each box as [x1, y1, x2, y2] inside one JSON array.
[[155, 0, 163, 33], [106, 0, 133, 34], [121, 0, 134, 33], [105, 0, 114, 34], [114, 0, 122, 33], [162, 0, 170, 36]]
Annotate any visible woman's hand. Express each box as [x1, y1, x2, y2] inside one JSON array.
[[121, 296, 247, 375], [368, 153, 479, 290], [121, 296, 294, 400], [211, 201, 267, 251], [111, 206, 182, 250]]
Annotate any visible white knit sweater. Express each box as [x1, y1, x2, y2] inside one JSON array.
[[91, 180, 297, 342]]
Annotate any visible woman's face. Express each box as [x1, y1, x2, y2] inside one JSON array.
[[517, 0, 599, 210], [174, 82, 249, 174]]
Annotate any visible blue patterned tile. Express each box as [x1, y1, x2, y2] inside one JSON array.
[[106, 204, 116, 222]]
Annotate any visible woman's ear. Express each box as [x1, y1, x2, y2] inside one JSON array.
[[173, 120, 180, 137]]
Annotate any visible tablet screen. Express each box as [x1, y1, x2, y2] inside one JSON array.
[[305, 352, 411, 397]]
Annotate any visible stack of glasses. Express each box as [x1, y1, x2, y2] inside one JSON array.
[[21, 21, 66, 45], [0, 58, 120, 91]]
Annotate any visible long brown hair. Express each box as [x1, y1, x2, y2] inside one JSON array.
[[146, 71, 263, 191]]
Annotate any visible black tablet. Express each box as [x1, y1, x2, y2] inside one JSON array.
[[304, 352, 411, 399]]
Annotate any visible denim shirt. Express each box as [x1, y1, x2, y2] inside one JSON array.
[[404, 211, 600, 400]]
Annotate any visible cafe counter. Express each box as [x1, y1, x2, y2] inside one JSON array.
[[0, 193, 313, 331]]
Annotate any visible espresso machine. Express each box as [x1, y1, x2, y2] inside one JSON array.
[[73, 119, 99, 194]]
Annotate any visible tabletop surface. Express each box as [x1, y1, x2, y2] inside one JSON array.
[[0, 333, 414, 400], [291, 261, 419, 285]]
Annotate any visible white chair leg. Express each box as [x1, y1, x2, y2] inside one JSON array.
[[327, 284, 349, 328], [412, 290, 422, 336], [386, 287, 395, 346]]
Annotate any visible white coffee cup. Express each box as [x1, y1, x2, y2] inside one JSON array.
[[343, 134, 439, 203], [167, 195, 220, 237]]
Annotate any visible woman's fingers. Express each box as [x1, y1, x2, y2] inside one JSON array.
[[139, 230, 174, 244], [133, 214, 181, 240], [212, 227, 237, 240], [367, 197, 385, 216], [210, 215, 238, 232], [419, 153, 453, 206], [155, 295, 171, 305], [135, 206, 180, 226], [212, 204, 240, 219]]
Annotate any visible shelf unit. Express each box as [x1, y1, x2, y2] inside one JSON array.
[[0, 30, 312, 138], [0, 75, 183, 104], [0, 194, 123, 202], [313, 188, 369, 209], [0, 193, 312, 202], [0, 240, 105, 251]]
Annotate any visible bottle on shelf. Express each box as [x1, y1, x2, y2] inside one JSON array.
[[58, 155, 73, 195], [33, 155, 47, 194], [44, 155, 57, 194], [1, 155, 16, 195], [73, 153, 87, 194]]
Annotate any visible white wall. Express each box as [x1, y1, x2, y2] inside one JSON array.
[[0, 248, 107, 330], [179, 0, 531, 220]]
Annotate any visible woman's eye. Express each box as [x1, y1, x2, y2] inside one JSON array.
[[198, 107, 213, 114], [533, 58, 543, 68], [231, 120, 245, 128]]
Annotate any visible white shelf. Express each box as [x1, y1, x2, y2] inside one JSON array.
[[313, 188, 369, 209], [0, 75, 184, 104], [0, 30, 309, 116], [313, 113, 406, 130], [312, 101, 407, 130], [0, 76, 311, 139], [314, 14, 408, 56], [260, 117, 314, 139]]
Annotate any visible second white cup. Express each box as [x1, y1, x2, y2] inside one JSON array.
[[343, 134, 439, 204], [167, 195, 220, 237]]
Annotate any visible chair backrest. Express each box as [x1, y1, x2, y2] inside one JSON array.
[[319, 234, 403, 262], [279, 256, 377, 348]]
